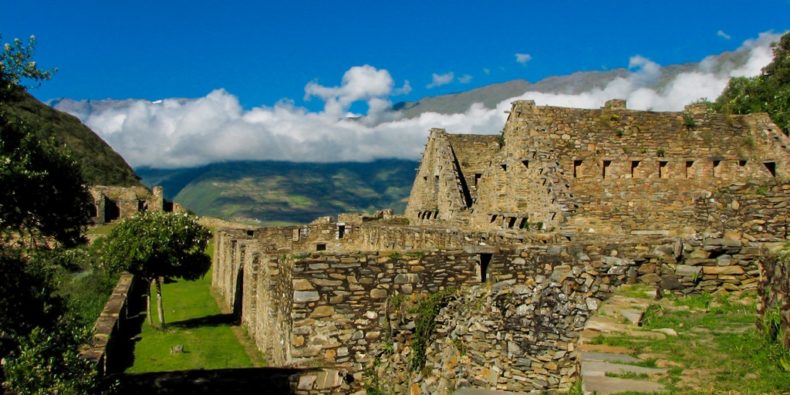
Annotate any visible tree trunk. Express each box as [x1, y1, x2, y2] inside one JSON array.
[[156, 277, 166, 328], [147, 279, 154, 326]]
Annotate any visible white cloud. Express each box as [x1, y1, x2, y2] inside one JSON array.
[[304, 65, 394, 118], [483, 68, 491, 75], [394, 80, 412, 95], [515, 53, 532, 64], [426, 72, 454, 88], [459, 74, 473, 84], [717, 30, 732, 40], [56, 32, 782, 169]]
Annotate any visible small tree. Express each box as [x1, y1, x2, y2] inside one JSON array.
[[100, 211, 211, 327]]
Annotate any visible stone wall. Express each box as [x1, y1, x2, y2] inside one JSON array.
[[404, 100, 789, 236], [212, 224, 775, 393], [81, 272, 142, 375], [88, 185, 177, 224]]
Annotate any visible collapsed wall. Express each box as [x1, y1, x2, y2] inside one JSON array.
[[89, 185, 179, 224]]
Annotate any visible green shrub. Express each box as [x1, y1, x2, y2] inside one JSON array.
[[410, 288, 457, 371]]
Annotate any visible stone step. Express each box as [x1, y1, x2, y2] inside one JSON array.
[[581, 360, 666, 377], [581, 352, 641, 363], [582, 375, 666, 395]]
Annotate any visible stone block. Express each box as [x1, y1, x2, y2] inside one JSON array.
[[294, 291, 320, 303], [311, 305, 335, 318], [702, 266, 744, 275]]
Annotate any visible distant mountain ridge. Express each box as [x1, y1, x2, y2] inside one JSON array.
[[136, 159, 418, 225], [392, 44, 757, 118]]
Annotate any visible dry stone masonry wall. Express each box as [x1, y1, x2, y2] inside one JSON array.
[[211, 100, 789, 393]]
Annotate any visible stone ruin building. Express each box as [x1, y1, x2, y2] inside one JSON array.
[[212, 99, 790, 393], [88, 185, 180, 224]]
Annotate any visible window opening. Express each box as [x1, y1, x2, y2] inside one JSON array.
[[316, 243, 327, 251], [764, 162, 777, 177], [573, 160, 582, 178], [479, 254, 492, 283], [685, 161, 694, 179], [338, 224, 346, 239], [602, 160, 612, 178], [631, 161, 640, 178], [659, 161, 668, 179]]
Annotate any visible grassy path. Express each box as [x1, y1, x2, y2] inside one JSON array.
[[126, 270, 264, 373], [582, 285, 790, 393]]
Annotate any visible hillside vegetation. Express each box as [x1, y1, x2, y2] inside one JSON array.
[[1, 87, 140, 186], [137, 159, 417, 225]]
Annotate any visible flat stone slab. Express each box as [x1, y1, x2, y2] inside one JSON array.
[[578, 344, 633, 354], [581, 352, 641, 363], [619, 309, 644, 325], [455, 388, 529, 395], [582, 375, 666, 395], [581, 360, 666, 377], [584, 318, 628, 333]]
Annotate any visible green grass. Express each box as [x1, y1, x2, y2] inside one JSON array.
[[591, 291, 790, 393], [85, 222, 118, 237], [126, 265, 263, 372]]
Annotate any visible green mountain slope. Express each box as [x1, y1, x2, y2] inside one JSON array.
[[136, 160, 418, 225], [1, 88, 140, 186]]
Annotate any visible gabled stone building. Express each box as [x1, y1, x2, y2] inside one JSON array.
[[406, 99, 788, 236]]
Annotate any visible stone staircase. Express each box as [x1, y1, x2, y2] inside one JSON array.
[[577, 286, 671, 394]]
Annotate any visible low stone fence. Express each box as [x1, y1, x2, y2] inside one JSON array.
[[81, 272, 142, 375]]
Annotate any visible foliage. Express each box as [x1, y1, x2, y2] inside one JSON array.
[[100, 211, 211, 281], [0, 34, 55, 94], [3, 322, 103, 395], [100, 211, 211, 326], [409, 288, 457, 371], [682, 113, 697, 129], [0, 111, 93, 246], [0, 250, 64, 356], [715, 32, 790, 134]]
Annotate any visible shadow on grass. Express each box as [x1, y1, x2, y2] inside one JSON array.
[[166, 313, 238, 329], [110, 367, 325, 395]]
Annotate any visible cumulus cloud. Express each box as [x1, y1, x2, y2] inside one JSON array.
[[426, 72, 454, 88], [56, 32, 782, 168], [515, 53, 532, 64], [304, 65, 394, 118], [717, 30, 732, 40], [459, 74, 473, 84]]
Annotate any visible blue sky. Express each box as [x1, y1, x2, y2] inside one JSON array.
[[4, 0, 789, 110], [3, 1, 789, 167]]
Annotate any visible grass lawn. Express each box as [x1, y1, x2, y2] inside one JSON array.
[[591, 291, 790, 393], [126, 232, 264, 372]]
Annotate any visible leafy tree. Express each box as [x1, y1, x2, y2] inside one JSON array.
[[3, 323, 101, 395], [0, 250, 64, 356], [1, 34, 91, 247], [716, 32, 790, 134], [0, 115, 93, 246], [0, 34, 98, 392], [0, 34, 55, 95], [100, 211, 211, 327]]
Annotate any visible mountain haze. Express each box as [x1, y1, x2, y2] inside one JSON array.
[[137, 159, 418, 225]]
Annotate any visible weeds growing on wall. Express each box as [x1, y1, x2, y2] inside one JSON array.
[[409, 288, 458, 371]]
